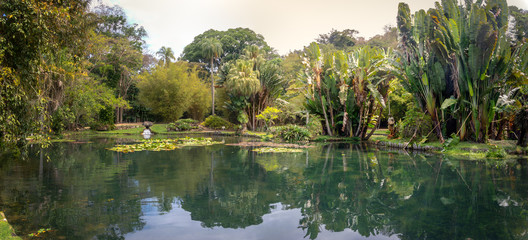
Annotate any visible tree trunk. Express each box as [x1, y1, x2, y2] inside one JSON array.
[[518, 108, 528, 147], [494, 116, 506, 140], [432, 109, 444, 143], [318, 89, 333, 136], [210, 58, 215, 115], [115, 107, 120, 124], [325, 88, 335, 128], [354, 104, 364, 137], [364, 106, 383, 140]]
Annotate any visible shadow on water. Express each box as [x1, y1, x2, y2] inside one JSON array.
[[0, 138, 527, 239]]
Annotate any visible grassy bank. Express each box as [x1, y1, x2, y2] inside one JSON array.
[[0, 212, 21, 240], [62, 123, 265, 139], [369, 129, 526, 159], [60, 124, 526, 159]]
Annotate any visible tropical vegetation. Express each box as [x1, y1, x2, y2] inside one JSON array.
[[1, 0, 527, 149]]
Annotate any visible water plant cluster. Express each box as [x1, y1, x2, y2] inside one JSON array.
[[252, 147, 304, 153], [108, 137, 223, 153]]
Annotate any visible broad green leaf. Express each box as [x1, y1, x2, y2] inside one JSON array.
[[441, 98, 457, 110]]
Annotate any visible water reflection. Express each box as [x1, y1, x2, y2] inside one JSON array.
[[0, 139, 527, 239]]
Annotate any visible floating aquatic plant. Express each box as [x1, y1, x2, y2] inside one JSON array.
[[252, 147, 304, 153], [108, 137, 223, 153]]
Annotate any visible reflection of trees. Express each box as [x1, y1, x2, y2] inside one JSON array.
[[180, 148, 281, 228], [2, 141, 528, 239], [297, 144, 399, 239], [0, 141, 145, 239], [294, 144, 528, 240]]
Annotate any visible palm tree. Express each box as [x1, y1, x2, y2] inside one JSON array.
[[156, 46, 175, 67], [201, 38, 223, 115]]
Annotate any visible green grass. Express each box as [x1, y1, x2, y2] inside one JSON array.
[[104, 124, 170, 134], [252, 147, 304, 153], [369, 129, 523, 159], [65, 124, 171, 137], [0, 213, 21, 240]]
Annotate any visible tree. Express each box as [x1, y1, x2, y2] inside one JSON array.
[[509, 6, 528, 42], [395, 0, 518, 143], [201, 38, 223, 115], [302, 42, 333, 136], [221, 45, 286, 130], [93, 4, 147, 50], [137, 62, 210, 121], [90, 5, 147, 123], [181, 28, 273, 64], [300, 43, 393, 139], [0, 0, 91, 146], [156, 46, 175, 67], [316, 29, 358, 50]]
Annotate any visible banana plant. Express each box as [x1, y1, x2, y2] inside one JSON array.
[[300, 43, 393, 140], [302, 42, 333, 136], [348, 47, 391, 140], [395, 3, 447, 142], [396, 0, 515, 143]]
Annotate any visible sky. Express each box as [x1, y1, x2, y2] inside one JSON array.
[[95, 0, 528, 56]]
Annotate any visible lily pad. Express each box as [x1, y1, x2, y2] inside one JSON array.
[[252, 147, 304, 153], [108, 137, 223, 153]]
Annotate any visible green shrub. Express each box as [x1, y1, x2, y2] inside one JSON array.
[[203, 115, 233, 129], [486, 145, 507, 158], [442, 133, 460, 152], [272, 124, 311, 142], [51, 106, 74, 134], [256, 107, 281, 130], [90, 106, 115, 131], [306, 114, 323, 137], [397, 107, 435, 140], [167, 119, 199, 131]]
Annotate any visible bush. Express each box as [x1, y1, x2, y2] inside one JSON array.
[[271, 124, 311, 142], [137, 62, 211, 121], [486, 145, 507, 158], [397, 107, 435, 140], [203, 115, 233, 129], [167, 119, 199, 131], [306, 114, 323, 137], [51, 107, 74, 134], [256, 107, 281, 130], [90, 106, 115, 131]]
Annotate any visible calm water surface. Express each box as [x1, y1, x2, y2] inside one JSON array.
[[1, 137, 527, 240]]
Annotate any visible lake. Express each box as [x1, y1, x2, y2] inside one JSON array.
[[1, 136, 527, 240]]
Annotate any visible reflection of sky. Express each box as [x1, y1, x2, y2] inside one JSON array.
[[126, 200, 400, 240]]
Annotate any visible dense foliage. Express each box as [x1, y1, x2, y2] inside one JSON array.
[[167, 119, 199, 131], [396, 0, 528, 143], [271, 124, 311, 142], [1, 0, 527, 148], [300, 43, 394, 140], [137, 62, 210, 121], [203, 115, 233, 129], [181, 28, 274, 63]]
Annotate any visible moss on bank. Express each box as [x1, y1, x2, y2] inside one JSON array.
[[369, 129, 526, 159]]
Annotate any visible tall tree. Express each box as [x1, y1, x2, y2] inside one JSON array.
[[91, 4, 147, 123], [0, 0, 91, 146], [181, 28, 274, 64], [156, 46, 175, 67], [302, 43, 333, 136], [395, 0, 517, 143], [316, 29, 358, 50], [200, 38, 223, 115]]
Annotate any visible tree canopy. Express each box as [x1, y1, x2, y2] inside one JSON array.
[[181, 28, 274, 63], [137, 62, 211, 121]]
